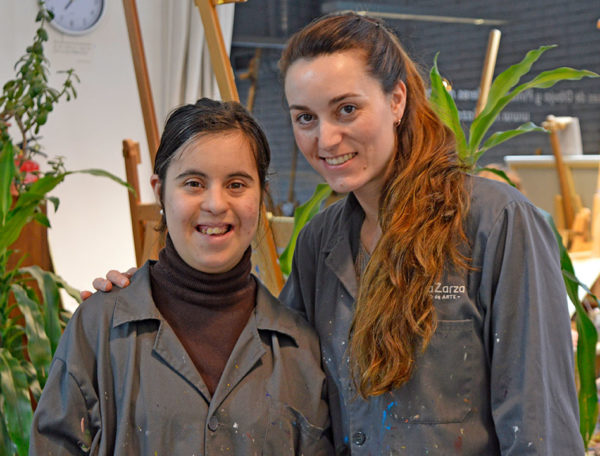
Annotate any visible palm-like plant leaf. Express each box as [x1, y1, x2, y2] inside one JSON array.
[[429, 54, 468, 159], [470, 66, 597, 154], [0, 348, 33, 456], [279, 183, 332, 276], [477, 122, 548, 160]]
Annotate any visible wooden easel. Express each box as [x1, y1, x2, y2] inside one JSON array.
[[122, 0, 284, 295]]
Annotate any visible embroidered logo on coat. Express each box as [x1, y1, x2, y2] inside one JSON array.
[[429, 282, 466, 300]]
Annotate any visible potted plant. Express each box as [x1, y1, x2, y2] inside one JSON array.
[[0, 3, 130, 454]]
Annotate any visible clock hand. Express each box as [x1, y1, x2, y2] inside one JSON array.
[[65, 0, 74, 10]]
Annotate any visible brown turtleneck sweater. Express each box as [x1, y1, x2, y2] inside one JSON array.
[[149, 236, 256, 395]]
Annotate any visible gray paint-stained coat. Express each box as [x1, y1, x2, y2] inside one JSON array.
[[280, 175, 584, 455], [30, 263, 332, 455]]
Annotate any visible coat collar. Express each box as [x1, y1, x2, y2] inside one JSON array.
[[323, 193, 365, 299], [112, 262, 301, 345]]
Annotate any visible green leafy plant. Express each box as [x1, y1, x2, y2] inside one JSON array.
[[429, 44, 599, 447], [279, 183, 332, 276], [0, 3, 131, 454]]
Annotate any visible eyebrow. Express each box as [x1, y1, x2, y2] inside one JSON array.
[[175, 170, 255, 181], [288, 92, 361, 111]]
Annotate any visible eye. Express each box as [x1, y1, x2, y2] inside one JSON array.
[[183, 179, 204, 189], [228, 181, 247, 192], [339, 104, 357, 116], [295, 113, 314, 125]]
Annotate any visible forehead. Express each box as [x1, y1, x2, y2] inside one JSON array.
[[284, 50, 380, 100], [168, 130, 258, 175]]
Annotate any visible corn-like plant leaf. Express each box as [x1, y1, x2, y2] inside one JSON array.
[[67, 168, 134, 193], [0, 203, 40, 253], [479, 45, 555, 119], [279, 183, 332, 276], [0, 142, 16, 226], [541, 211, 598, 447], [0, 348, 33, 456], [0, 411, 18, 456], [20, 265, 64, 353], [476, 122, 548, 160], [470, 67, 598, 154], [429, 54, 468, 159], [10, 284, 52, 375], [12, 174, 63, 211], [473, 167, 517, 188]]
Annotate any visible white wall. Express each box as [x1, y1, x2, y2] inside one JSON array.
[[1, 1, 165, 311]]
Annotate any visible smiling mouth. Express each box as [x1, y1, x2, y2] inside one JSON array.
[[323, 153, 356, 165], [197, 225, 232, 235]]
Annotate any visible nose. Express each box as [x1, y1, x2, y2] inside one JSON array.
[[317, 119, 342, 152], [201, 185, 228, 214]]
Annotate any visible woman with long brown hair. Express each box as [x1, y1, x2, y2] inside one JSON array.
[[92, 12, 582, 455], [277, 12, 582, 455]]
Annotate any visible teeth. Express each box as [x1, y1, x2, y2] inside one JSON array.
[[325, 153, 355, 165], [200, 226, 228, 235]]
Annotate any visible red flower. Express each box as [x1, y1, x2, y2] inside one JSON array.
[[19, 160, 40, 173]]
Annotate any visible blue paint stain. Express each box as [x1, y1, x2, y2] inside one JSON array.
[[382, 402, 395, 431]]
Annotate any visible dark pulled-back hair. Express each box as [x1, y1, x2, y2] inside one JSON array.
[[280, 13, 470, 398]]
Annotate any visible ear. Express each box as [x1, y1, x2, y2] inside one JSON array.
[[390, 80, 407, 121], [150, 174, 162, 205]]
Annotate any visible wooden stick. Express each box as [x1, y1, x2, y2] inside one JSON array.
[[549, 127, 575, 228], [122, 0, 161, 165], [194, 0, 239, 101], [475, 29, 501, 116]]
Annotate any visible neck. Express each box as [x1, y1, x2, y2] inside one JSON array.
[[354, 184, 383, 254]]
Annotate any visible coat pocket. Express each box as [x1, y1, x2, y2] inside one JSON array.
[[384, 319, 475, 425], [263, 400, 332, 455]]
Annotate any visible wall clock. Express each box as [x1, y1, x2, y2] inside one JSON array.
[[45, 0, 106, 35]]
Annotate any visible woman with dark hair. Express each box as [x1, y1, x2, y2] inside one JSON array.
[[91, 13, 582, 455], [30, 98, 332, 455]]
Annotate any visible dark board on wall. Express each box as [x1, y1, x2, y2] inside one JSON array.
[[230, 0, 600, 211]]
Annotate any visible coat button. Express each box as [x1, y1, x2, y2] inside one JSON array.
[[207, 415, 219, 432], [352, 431, 366, 446]]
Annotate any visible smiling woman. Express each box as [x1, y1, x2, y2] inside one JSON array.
[[152, 131, 261, 274], [29, 98, 333, 455]]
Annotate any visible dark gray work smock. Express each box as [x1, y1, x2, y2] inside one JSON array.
[[280, 175, 584, 455], [30, 263, 332, 455]]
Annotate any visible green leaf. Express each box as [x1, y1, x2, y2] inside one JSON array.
[[279, 183, 332, 276], [19, 266, 64, 353], [476, 122, 548, 160], [428, 54, 468, 160], [0, 348, 33, 456], [541, 211, 598, 447], [473, 167, 516, 187], [68, 168, 134, 193], [0, 142, 15, 225], [470, 67, 598, 155], [0, 411, 18, 456], [10, 284, 52, 376], [12, 174, 64, 210], [33, 211, 50, 228], [479, 45, 555, 119], [0, 205, 38, 253]]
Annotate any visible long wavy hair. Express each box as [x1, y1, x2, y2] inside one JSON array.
[[279, 13, 471, 397]]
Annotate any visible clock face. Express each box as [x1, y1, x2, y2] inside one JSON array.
[[45, 0, 105, 35]]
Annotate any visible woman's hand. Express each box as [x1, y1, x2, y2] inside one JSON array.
[[79, 267, 138, 300]]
